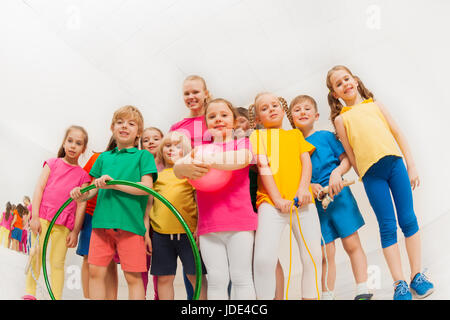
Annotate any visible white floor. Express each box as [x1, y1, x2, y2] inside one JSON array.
[[1, 210, 449, 300]]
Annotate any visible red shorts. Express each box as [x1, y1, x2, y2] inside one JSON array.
[[88, 228, 146, 272]]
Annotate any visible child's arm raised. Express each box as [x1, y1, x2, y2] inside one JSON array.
[[295, 152, 313, 208], [334, 115, 360, 177], [30, 164, 51, 235], [376, 101, 420, 190], [256, 154, 292, 213]]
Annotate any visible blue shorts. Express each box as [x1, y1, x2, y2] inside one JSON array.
[[316, 186, 365, 244], [150, 231, 206, 276], [11, 228, 23, 241], [76, 213, 93, 257]]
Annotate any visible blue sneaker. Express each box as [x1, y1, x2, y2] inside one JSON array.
[[393, 280, 412, 300], [410, 272, 434, 299]]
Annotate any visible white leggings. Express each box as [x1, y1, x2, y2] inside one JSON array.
[[253, 202, 322, 299], [199, 231, 256, 300]]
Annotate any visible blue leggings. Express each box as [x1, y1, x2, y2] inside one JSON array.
[[362, 156, 419, 248]]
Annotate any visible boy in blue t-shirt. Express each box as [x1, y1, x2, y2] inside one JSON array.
[[289, 94, 372, 301]]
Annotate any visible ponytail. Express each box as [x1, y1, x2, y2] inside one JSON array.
[[328, 91, 344, 125], [4, 202, 11, 221], [248, 104, 257, 129], [278, 97, 296, 129]]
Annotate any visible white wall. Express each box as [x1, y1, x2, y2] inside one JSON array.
[[1, 0, 449, 299]]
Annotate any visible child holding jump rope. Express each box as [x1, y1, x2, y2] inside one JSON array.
[[234, 106, 285, 300], [249, 92, 322, 300], [24, 125, 91, 300], [290, 94, 372, 300], [174, 98, 257, 300], [327, 65, 434, 300], [71, 105, 157, 300]]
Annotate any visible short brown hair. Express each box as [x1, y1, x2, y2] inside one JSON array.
[[289, 95, 318, 112]]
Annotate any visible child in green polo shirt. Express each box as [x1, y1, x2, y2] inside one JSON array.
[[71, 105, 157, 300]]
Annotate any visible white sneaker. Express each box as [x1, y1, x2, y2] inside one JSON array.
[[321, 291, 336, 300]]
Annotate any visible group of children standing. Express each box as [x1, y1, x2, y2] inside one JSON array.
[[20, 65, 434, 301], [1, 197, 32, 254]]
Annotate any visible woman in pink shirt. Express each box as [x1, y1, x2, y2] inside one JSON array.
[[169, 75, 212, 148], [24, 125, 91, 300], [174, 98, 257, 300]]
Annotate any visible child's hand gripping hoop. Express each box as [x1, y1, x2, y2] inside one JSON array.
[[317, 179, 355, 210], [41, 180, 203, 300]]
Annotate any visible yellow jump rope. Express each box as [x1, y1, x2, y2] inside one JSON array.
[[285, 199, 321, 300], [285, 180, 355, 300]]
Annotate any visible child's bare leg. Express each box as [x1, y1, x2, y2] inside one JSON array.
[[81, 256, 90, 299], [89, 265, 108, 300], [186, 274, 208, 300], [341, 232, 368, 284], [105, 260, 118, 300], [383, 243, 404, 282], [405, 232, 422, 280], [123, 271, 145, 300], [157, 275, 175, 300], [275, 260, 284, 300], [322, 241, 336, 292]]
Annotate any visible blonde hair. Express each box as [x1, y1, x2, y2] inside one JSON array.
[[248, 92, 295, 129], [289, 95, 318, 113], [111, 105, 144, 146], [183, 75, 212, 104], [326, 65, 374, 125], [57, 125, 88, 158], [157, 131, 191, 168], [23, 196, 31, 205]]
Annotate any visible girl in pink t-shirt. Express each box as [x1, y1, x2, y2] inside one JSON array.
[[24, 125, 91, 300], [0, 202, 14, 248], [169, 75, 212, 148], [174, 98, 257, 300]]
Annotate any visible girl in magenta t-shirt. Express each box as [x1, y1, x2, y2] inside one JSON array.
[[0, 202, 14, 248], [174, 98, 257, 300], [24, 125, 91, 300]]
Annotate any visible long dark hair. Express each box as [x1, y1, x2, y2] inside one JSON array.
[[16, 204, 27, 218], [4, 202, 11, 221]]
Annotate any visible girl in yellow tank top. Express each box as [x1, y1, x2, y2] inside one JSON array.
[[326, 65, 434, 300]]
